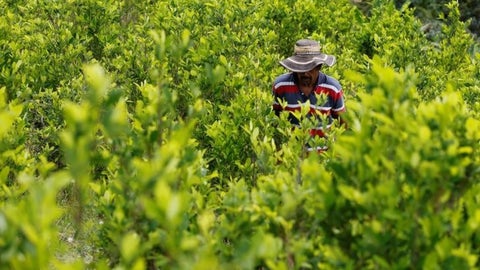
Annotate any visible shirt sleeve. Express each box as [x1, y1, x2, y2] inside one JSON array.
[[272, 83, 283, 114], [331, 90, 346, 118]]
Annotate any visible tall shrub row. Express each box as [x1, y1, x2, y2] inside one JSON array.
[[0, 0, 479, 269]]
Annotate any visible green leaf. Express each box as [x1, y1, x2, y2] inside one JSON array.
[[197, 210, 215, 236], [121, 232, 141, 263], [338, 184, 366, 205], [83, 63, 110, 102]]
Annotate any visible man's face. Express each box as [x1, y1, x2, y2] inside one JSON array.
[[296, 67, 319, 87]]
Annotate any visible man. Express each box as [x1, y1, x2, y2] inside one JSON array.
[[272, 39, 346, 152]]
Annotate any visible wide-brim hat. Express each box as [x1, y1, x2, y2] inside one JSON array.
[[279, 39, 336, 72]]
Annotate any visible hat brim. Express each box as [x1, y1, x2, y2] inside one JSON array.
[[279, 54, 336, 72]]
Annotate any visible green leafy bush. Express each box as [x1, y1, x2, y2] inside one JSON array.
[[0, 0, 478, 269]]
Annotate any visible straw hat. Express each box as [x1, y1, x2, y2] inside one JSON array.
[[279, 39, 336, 72]]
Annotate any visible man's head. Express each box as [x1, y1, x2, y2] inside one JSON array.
[[279, 39, 335, 73], [296, 64, 322, 87]]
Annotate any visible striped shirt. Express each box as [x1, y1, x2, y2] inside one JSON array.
[[272, 72, 345, 137]]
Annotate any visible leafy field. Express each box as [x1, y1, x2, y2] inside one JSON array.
[[1, 0, 479, 269]]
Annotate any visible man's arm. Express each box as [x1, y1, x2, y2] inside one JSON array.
[[331, 89, 347, 129], [272, 84, 284, 116]]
